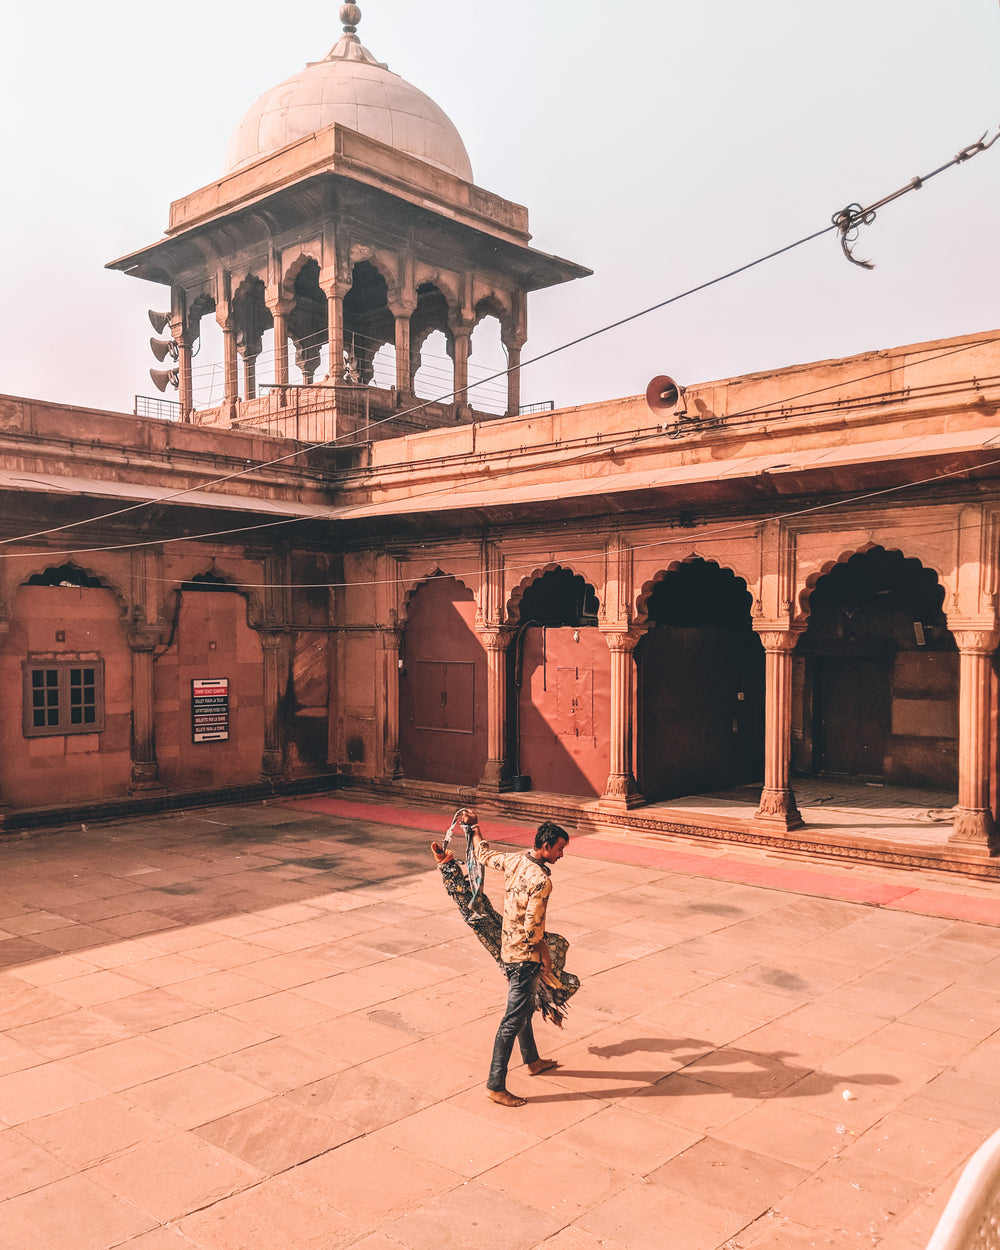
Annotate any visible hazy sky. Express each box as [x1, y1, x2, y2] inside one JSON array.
[[3, 0, 999, 417]]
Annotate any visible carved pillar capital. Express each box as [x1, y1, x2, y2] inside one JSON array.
[[753, 627, 803, 652], [126, 627, 163, 653], [951, 629, 1000, 656], [600, 628, 639, 654], [477, 627, 512, 654]]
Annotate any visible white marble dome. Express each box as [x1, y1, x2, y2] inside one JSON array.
[[224, 7, 473, 181]]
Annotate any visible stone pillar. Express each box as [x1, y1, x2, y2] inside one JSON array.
[[259, 631, 287, 780], [0, 620, 9, 807], [753, 629, 804, 828], [600, 630, 641, 807], [218, 315, 239, 408], [950, 630, 999, 846], [242, 351, 258, 401], [505, 344, 522, 417], [272, 308, 290, 388], [327, 287, 347, 383], [381, 627, 404, 780], [176, 335, 194, 422], [392, 307, 414, 395], [453, 327, 471, 410], [128, 627, 164, 793], [478, 627, 513, 791]]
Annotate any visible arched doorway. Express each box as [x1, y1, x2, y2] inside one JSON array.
[[399, 576, 486, 786], [636, 559, 764, 802], [796, 547, 957, 787], [511, 568, 607, 797]]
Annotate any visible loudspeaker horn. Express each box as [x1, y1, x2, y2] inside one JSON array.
[[150, 336, 179, 362], [150, 367, 179, 392], [645, 375, 687, 415], [148, 309, 171, 334]]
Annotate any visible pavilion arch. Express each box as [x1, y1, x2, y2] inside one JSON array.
[[635, 556, 757, 633], [344, 260, 395, 385], [158, 567, 265, 633], [21, 561, 132, 621], [795, 540, 952, 627], [793, 544, 958, 789], [634, 557, 764, 802], [398, 572, 487, 787], [505, 563, 601, 628], [401, 567, 479, 620], [283, 257, 327, 384], [468, 296, 509, 415]]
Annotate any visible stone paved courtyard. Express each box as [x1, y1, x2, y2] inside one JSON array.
[[1, 795, 1000, 1249]]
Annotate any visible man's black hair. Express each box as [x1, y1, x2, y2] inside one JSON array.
[[534, 821, 570, 850]]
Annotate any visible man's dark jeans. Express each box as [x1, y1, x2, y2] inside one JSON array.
[[487, 960, 540, 1091]]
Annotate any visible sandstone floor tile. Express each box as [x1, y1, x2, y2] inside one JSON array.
[[112, 1227, 203, 1249], [775, 1156, 923, 1237], [291, 1011, 417, 1063], [115, 953, 208, 986], [294, 970, 401, 1014], [149, 1012, 275, 1060], [818, 970, 942, 1020], [6, 1007, 135, 1059], [839, 1110, 984, 1186], [28, 924, 115, 953], [2, 1171, 155, 1249], [533, 1228, 630, 1250], [288, 1067, 433, 1133], [233, 952, 338, 990], [680, 978, 807, 1022], [0, 1060, 107, 1125], [378, 1101, 539, 1176], [899, 996, 1000, 1041], [577, 1178, 743, 1250], [285, 1135, 462, 1224], [554, 1103, 702, 1174], [222, 989, 334, 1033], [777, 1000, 884, 1044], [195, 1093, 350, 1171], [737, 1211, 862, 1247], [862, 1019, 974, 1067], [384, 1178, 562, 1250], [637, 998, 763, 1048], [85, 1132, 263, 1222], [178, 1176, 363, 1250], [0, 983, 75, 1030], [649, 1135, 809, 1222], [0, 1126, 71, 1199], [950, 1035, 1000, 1085], [126, 1064, 271, 1129], [627, 1071, 755, 1134], [63, 1035, 194, 1090], [5, 953, 99, 984], [90, 987, 205, 1032], [480, 1139, 634, 1221], [19, 1093, 175, 1167], [714, 1101, 847, 1170], [900, 1071, 1000, 1134], [163, 970, 273, 1009], [676, 1044, 813, 1099], [0, 1034, 46, 1077], [210, 1035, 350, 1092], [449, 1077, 608, 1136], [362, 1038, 485, 1100]]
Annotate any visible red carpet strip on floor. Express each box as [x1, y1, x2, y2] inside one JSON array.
[[281, 796, 1000, 925]]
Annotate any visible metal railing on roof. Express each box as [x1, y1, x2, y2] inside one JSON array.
[[518, 400, 555, 416], [134, 394, 181, 421]]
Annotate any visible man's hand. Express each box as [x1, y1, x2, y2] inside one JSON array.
[[458, 808, 482, 846]]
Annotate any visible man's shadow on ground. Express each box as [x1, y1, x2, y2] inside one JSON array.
[[521, 1035, 899, 1104]]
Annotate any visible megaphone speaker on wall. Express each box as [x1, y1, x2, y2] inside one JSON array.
[[645, 375, 687, 416], [148, 309, 171, 335], [150, 368, 180, 392], [150, 337, 179, 362]]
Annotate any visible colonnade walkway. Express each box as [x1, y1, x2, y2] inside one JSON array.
[[1, 793, 999, 1249]]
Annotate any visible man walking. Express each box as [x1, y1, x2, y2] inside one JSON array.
[[466, 814, 570, 1107]]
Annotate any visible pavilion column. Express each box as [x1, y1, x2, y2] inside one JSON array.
[[391, 304, 415, 395], [753, 628, 804, 828], [272, 309, 289, 387], [478, 627, 513, 791], [381, 627, 404, 780], [600, 629, 641, 807], [505, 344, 522, 417], [453, 326, 472, 411], [259, 630, 288, 780], [326, 284, 349, 383], [950, 630, 999, 846], [128, 628, 164, 793], [176, 335, 194, 422], [0, 620, 10, 807], [218, 315, 239, 410], [242, 351, 258, 401]]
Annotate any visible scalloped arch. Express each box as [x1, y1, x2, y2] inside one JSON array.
[[634, 557, 752, 630], [505, 563, 601, 626], [19, 560, 132, 621], [281, 252, 323, 301], [157, 566, 265, 632], [402, 569, 478, 620], [795, 542, 948, 626]]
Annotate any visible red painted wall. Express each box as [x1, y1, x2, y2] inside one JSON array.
[[154, 591, 264, 790], [516, 626, 610, 798], [0, 585, 131, 807]]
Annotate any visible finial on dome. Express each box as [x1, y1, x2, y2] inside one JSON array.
[[340, 3, 362, 33]]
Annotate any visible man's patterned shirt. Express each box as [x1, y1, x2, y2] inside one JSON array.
[[473, 841, 552, 964]]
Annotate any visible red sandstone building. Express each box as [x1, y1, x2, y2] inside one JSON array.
[[2, 7, 999, 875]]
